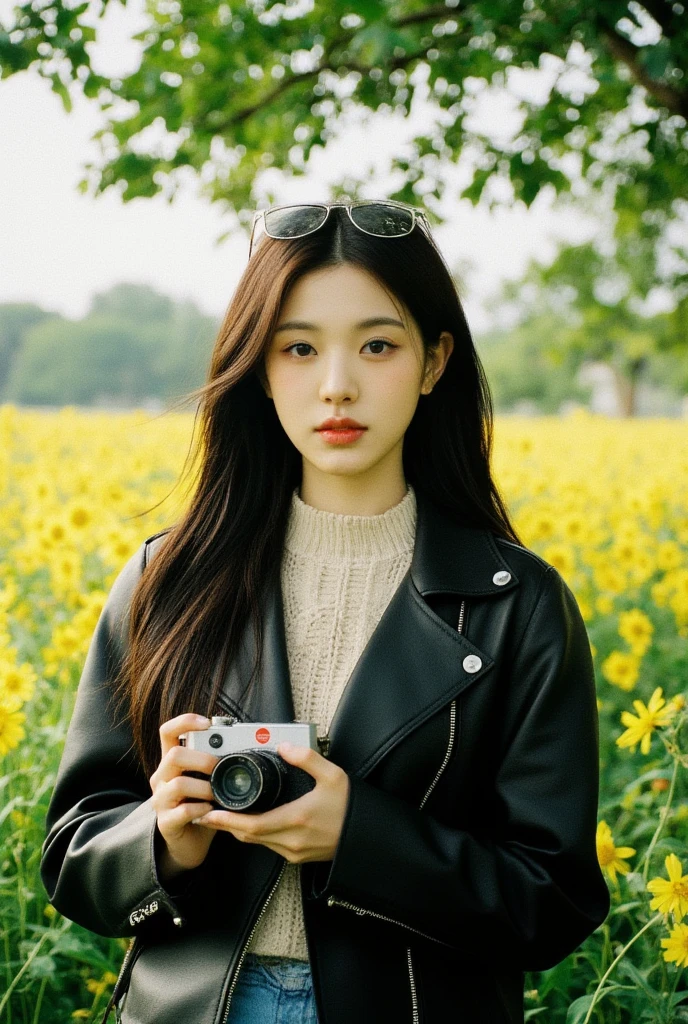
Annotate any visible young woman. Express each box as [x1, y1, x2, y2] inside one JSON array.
[[40, 200, 610, 1024]]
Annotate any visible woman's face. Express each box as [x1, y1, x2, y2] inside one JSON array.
[[260, 263, 453, 492]]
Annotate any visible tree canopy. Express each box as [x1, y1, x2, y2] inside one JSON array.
[[2, 0, 686, 409], [1, 1, 686, 247]]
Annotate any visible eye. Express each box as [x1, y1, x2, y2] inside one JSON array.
[[363, 339, 397, 355], [283, 339, 398, 357]]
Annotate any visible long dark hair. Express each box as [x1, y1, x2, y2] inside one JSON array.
[[112, 205, 524, 779]]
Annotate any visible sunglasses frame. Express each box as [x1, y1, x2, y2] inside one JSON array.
[[248, 200, 433, 260]]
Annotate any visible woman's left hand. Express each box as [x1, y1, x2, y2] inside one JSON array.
[[190, 742, 350, 863]]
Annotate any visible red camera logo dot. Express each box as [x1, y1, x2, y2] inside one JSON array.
[[255, 727, 270, 744]]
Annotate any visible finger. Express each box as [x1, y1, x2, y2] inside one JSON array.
[[276, 743, 330, 781], [165, 801, 215, 829], [193, 796, 307, 837], [160, 775, 215, 808], [155, 746, 219, 784], [159, 713, 211, 759], [191, 814, 293, 856]]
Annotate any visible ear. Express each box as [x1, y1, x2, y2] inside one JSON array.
[[421, 332, 454, 394], [256, 362, 272, 399]]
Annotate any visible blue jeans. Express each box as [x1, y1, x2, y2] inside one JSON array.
[[225, 953, 319, 1024]]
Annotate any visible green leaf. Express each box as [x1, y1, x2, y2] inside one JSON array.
[[566, 986, 625, 1024]]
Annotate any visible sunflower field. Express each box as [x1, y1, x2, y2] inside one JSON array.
[[1, 403, 687, 1023]]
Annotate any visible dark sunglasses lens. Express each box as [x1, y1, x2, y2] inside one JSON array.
[[263, 206, 328, 238], [350, 204, 414, 236]]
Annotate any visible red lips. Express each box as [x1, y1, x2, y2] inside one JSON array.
[[316, 417, 367, 430]]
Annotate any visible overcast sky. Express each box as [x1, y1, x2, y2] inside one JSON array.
[[0, 0, 600, 336]]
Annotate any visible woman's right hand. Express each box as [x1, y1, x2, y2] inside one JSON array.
[[150, 713, 222, 880]]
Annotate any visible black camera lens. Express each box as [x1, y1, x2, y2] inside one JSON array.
[[223, 764, 253, 797], [211, 751, 285, 812]]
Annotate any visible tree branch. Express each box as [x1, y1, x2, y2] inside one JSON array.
[[207, 37, 445, 134], [598, 23, 688, 117]]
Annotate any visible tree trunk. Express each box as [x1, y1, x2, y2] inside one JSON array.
[[610, 365, 633, 416], [610, 360, 645, 417]]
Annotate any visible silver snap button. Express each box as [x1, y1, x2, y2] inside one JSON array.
[[463, 654, 482, 673], [493, 570, 511, 585]]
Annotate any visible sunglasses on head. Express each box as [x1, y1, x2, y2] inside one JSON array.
[[248, 200, 433, 260]]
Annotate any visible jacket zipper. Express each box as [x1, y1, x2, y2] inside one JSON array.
[[327, 598, 466, 1024], [99, 935, 143, 1024], [220, 862, 287, 1024], [407, 947, 419, 1024], [418, 699, 457, 810]]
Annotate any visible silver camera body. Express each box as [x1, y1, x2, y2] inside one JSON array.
[[179, 716, 320, 813]]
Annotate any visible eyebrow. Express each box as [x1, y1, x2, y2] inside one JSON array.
[[274, 316, 406, 333]]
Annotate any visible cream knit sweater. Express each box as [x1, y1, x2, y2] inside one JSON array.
[[247, 482, 418, 961]]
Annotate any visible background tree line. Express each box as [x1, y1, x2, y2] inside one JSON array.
[[2, 239, 685, 414], [1, 0, 686, 415]]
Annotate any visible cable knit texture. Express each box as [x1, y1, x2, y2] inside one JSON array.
[[247, 482, 418, 961]]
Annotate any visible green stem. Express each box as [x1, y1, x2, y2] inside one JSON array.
[[31, 976, 48, 1024], [2, 920, 12, 1017], [642, 756, 680, 882], [582, 911, 664, 1024], [668, 962, 682, 1003], [0, 920, 70, 1018]]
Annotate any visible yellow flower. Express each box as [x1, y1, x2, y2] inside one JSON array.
[[67, 503, 94, 530], [656, 540, 684, 572], [601, 650, 640, 691], [618, 608, 654, 657], [596, 820, 635, 885], [660, 921, 688, 968], [0, 703, 26, 756], [542, 543, 576, 579], [616, 687, 675, 755], [594, 564, 627, 596], [86, 970, 119, 997], [647, 854, 688, 921], [0, 659, 37, 705]]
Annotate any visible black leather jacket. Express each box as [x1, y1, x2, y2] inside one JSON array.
[[40, 488, 610, 1024]]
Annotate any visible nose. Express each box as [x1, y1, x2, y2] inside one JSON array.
[[318, 355, 359, 404]]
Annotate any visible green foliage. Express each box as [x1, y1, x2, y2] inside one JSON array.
[[0, 284, 219, 406], [0, 304, 54, 398], [476, 234, 688, 412], [476, 315, 595, 414], [2, 0, 686, 386], [0, 1, 686, 287]]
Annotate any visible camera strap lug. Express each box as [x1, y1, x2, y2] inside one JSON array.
[[317, 733, 330, 758]]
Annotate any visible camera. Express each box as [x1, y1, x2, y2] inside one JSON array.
[[179, 716, 321, 813]]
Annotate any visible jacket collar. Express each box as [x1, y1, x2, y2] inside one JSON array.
[[220, 487, 520, 778], [410, 486, 519, 597]]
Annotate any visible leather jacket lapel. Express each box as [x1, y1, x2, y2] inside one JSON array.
[[219, 487, 521, 778], [325, 569, 494, 777]]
